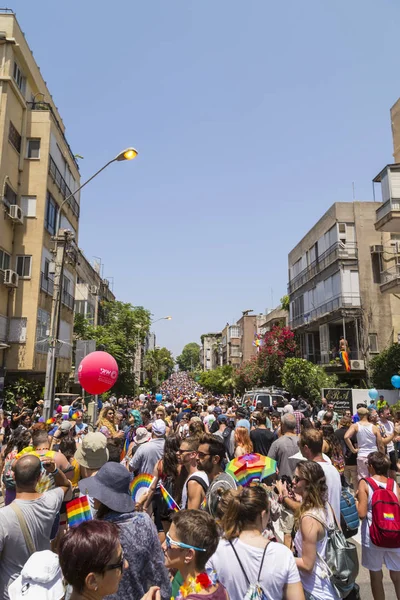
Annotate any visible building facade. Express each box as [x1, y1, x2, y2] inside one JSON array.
[[200, 333, 221, 371], [75, 252, 115, 327], [288, 202, 400, 378], [0, 10, 80, 385], [259, 306, 288, 332]]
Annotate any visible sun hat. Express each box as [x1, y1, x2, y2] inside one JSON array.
[[8, 550, 64, 600], [60, 421, 73, 432], [78, 462, 135, 514], [152, 419, 166, 437], [74, 432, 108, 469], [236, 419, 251, 432], [134, 426, 151, 444]]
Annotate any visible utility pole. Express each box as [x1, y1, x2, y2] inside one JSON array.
[[43, 229, 74, 421]]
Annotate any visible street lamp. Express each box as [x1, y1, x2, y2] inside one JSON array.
[[43, 147, 138, 421], [151, 316, 172, 325]]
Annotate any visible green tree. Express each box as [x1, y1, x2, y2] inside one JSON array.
[[199, 365, 235, 394], [3, 378, 44, 411], [74, 301, 151, 395], [281, 357, 338, 402], [144, 347, 175, 391], [176, 342, 201, 372], [370, 343, 400, 389], [280, 295, 290, 312]]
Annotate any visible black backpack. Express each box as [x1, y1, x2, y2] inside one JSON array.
[[222, 427, 234, 461]]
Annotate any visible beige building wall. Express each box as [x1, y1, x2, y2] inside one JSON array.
[[0, 11, 80, 381]]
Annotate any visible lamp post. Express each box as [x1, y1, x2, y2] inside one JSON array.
[[43, 148, 138, 421]]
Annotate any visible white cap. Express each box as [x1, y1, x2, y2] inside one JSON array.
[[9, 551, 64, 600]]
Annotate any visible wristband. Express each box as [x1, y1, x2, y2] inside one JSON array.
[[51, 468, 59, 475]]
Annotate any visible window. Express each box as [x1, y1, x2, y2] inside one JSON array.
[[36, 308, 50, 353], [229, 326, 240, 339], [8, 317, 27, 343], [371, 253, 382, 284], [16, 256, 32, 278], [13, 62, 26, 94], [43, 258, 50, 280], [369, 333, 379, 354], [20, 196, 36, 217], [26, 139, 40, 159], [338, 223, 346, 235], [0, 249, 10, 271], [8, 121, 21, 153], [45, 192, 58, 235], [3, 183, 17, 208]]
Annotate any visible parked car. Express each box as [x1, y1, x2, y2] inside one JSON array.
[[242, 389, 286, 412]]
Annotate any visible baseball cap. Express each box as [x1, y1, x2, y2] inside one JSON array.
[[74, 432, 109, 469], [217, 414, 228, 423], [8, 550, 64, 600], [152, 419, 166, 437], [236, 419, 251, 432], [213, 407, 222, 415], [60, 421, 73, 432]]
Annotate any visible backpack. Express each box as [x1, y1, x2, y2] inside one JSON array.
[[304, 505, 359, 598], [229, 539, 269, 600], [340, 488, 359, 539], [366, 477, 400, 548], [222, 427, 234, 461]]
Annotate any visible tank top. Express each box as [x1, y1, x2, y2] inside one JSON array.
[[356, 423, 377, 458]]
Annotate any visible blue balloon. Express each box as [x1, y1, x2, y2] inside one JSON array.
[[391, 375, 400, 389], [155, 393, 163, 402], [368, 388, 379, 400]]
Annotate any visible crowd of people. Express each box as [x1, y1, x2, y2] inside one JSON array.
[[1, 376, 400, 600]]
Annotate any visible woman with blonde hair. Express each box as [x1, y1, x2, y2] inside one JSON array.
[[234, 426, 253, 457], [97, 407, 124, 440], [293, 460, 340, 600], [207, 486, 303, 600]]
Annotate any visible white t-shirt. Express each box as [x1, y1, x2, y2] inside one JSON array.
[[203, 414, 216, 428], [207, 538, 300, 600], [318, 461, 341, 522]]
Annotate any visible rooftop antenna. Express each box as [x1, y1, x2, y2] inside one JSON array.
[[271, 288, 274, 308], [372, 181, 376, 202], [352, 182, 356, 200]]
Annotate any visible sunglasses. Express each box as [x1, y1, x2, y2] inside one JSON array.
[[165, 532, 206, 552], [197, 452, 211, 460], [104, 551, 125, 572], [176, 449, 193, 455], [292, 475, 305, 484]]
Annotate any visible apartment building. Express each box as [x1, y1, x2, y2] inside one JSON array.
[[259, 306, 288, 332], [200, 333, 221, 371], [0, 10, 80, 385], [288, 202, 400, 378], [75, 252, 115, 327], [221, 323, 241, 368]]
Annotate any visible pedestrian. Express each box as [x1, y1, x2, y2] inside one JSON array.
[[208, 485, 303, 600], [177, 436, 209, 509], [0, 454, 71, 599], [268, 414, 299, 479], [335, 416, 357, 492], [378, 405, 399, 479], [213, 415, 234, 460], [322, 425, 345, 478], [97, 407, 125, 440], [79, 462, 171, 599], [233, 425, 253, 458], [357, 451, 400, 600], [345, 406, 383, 483], [293, 460, 339, 600], [130, 420, 166, 476], [8, 550, 65, 600], [1, 429, 31, 505], [291, 401, 304, 435], [163, 510, 228, 600], [250, 412, 274, 456], [74, 432, 109, 514]]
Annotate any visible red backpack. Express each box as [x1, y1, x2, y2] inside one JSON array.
[[366, 477, 400, 548]]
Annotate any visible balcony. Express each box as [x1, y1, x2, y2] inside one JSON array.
[[380, 265, 400, 294], [288, 242, 357, 294], [61, 288, 75, 311], [48, 156, 80, 219], [374, 164, 400, 232], [290, 293, 361, 329], [40, 272, 54, 296]]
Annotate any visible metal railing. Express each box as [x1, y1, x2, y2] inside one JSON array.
[[290, 293, 361, 329], [48, 156, 80, 219], [381, 264, 400, 285], [376, 199, 400, 222], [288, 241, 358, 294], [61, 288, 75, 311], [40, 272, 54, 296], [27, 102, 80, 170]]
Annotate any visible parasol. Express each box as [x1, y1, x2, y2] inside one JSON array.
[[225, 453, 277, 486]]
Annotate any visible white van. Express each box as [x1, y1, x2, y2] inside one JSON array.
[[242, 389, 285, 412]]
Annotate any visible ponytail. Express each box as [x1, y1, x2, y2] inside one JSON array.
[[219, 485, 269, 540]]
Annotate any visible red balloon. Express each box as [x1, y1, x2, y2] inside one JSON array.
[[78, 351, 118, 395]]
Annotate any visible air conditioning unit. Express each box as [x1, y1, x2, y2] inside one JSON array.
[[350, 359, 365, 370], [8, 205, 24, 225], [3, 269, 18, 287], [89, 285, 98, 295], [370, 245, 383, 253]]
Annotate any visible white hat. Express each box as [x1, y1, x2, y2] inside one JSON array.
[[9, 550, 65, 600], [152, 419, 166, 436]]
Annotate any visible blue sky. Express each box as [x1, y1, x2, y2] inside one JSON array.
[[12, 0, 400, 356]]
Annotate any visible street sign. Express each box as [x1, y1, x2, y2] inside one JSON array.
[[322, 388, 352, 413]]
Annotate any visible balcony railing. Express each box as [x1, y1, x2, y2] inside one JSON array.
[[48, 156, 80, 219], [290, 293, 361, 329], [27, 101, 80, 170], [40, 272, 54, 296], [376, 199, 400, 223], [61, 288, 75, 311], [288, 242, 358, 294]]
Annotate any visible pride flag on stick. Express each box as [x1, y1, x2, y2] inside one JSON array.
[[66, 495, 92, 527], [160, 483, 180, 512]]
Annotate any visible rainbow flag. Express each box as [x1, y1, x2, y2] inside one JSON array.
[[66, 495, 92, 527], [120, 437, 129, 462], [160, 484, 180, 512], [129, 473, 155, 502]]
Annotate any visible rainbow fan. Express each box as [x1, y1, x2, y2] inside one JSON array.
[[129, 473, 155, 502], [225, 453, 277, 486], [160, 484, 180, 512]]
